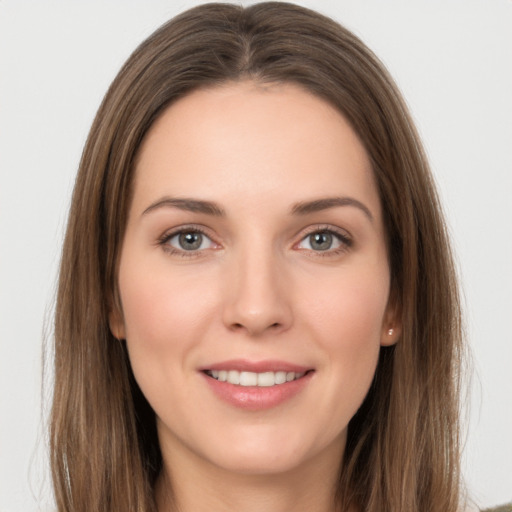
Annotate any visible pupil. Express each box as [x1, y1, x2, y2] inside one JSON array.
[[311, 232, 332, 251], [179, 232, 202, 250]]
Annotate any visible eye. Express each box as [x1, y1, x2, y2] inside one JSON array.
[[296, 229, 351, 253], [161, 228, 217, 254]]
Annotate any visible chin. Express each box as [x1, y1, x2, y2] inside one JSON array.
[[210, 449, 312, 476], [192, 425, 345, 477]]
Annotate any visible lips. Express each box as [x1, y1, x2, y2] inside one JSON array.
[[200, 360, 314, 410]]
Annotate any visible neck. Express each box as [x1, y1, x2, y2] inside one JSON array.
[[155, 441, 347, 512]]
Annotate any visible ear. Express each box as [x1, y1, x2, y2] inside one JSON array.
[[380, 293, 402, 347], [108, 306, 126, 340]]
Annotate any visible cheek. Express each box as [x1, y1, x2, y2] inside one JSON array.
[[120, 258, 214, 338], [117, 259, 218, 386], [316, 290, 384, 382], [303, 261, 390, 346], [299, 263, 389, 411]]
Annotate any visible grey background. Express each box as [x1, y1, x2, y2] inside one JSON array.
[[1, 1, 511, 510]]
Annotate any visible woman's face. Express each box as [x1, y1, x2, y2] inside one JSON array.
[[111, 82, 398, 477]]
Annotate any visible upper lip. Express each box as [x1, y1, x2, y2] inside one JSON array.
[[200, 359, 313, 373]]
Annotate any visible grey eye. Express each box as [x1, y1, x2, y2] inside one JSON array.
[[166, 231, 215, 252], [297, 230, 347, 253], [308, 232, 334, 251], [178, 232, 203, 250]]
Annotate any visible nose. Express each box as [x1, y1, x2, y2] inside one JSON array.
[[221, 248, 293, 337]]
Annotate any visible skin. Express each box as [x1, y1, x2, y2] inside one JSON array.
[[110, 81, 400, 512]]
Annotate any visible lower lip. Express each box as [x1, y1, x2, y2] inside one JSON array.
[[201, 372, 313, 411]]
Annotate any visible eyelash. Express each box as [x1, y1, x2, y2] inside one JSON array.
[[295, 225, 353, 257], [157, 224, 353, 258], [157, 225, 217, 258]]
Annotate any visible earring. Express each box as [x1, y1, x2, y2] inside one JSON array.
[[387, 328, 394, 336]]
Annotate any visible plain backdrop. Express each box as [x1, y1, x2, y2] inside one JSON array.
[[1, 1, 511, 510]]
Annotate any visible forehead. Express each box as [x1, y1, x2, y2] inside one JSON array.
[[132, 81, 380, 218]]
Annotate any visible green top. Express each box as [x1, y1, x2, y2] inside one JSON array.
[[482, 504, 512, 512]]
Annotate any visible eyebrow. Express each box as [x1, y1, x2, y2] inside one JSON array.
[[142, 197, 226, 217], [291, 196, 373, 221], [141, 195, 373, 221]]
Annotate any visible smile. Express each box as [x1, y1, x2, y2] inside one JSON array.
[[205, 370, 306, 387]]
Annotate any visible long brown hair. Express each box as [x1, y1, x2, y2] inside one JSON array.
[[50, 3, 464, 511]]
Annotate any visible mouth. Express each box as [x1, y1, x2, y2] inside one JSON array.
[[201, 361, 315, 410], [203, 369, 311, 387]]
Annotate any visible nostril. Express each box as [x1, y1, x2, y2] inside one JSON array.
[[229, 320, 283, 335]]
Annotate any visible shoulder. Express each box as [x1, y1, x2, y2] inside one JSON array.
[[461, 501, 512, 512], [480, 504, 512, 512]]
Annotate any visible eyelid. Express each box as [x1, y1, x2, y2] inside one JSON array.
[[293, 224, 353, 253], [156, 223, 352, 258], [157, 224, 221, 256]]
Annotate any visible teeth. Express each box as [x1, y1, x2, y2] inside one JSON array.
[[207, 370, 306, 387], [228, 370, 240, 385], [275, 371, 287, 384], [257, 372, 274, 387], [240, 371, 258, 386]]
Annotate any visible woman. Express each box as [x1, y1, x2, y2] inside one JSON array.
[[50, 2, 465, 511]]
